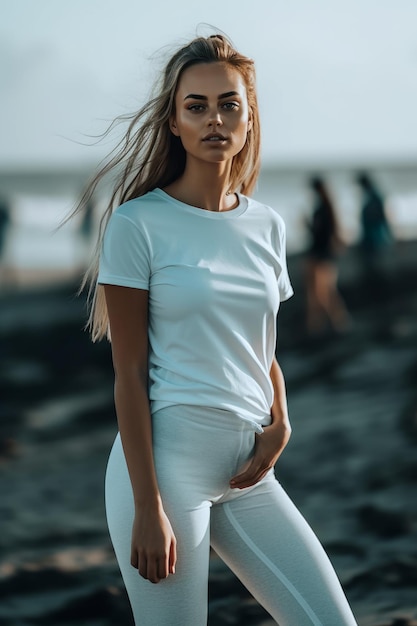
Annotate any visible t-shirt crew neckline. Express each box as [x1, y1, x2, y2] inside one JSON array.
[[154, 187, 249, 219]]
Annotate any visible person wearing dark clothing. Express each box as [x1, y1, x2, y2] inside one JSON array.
[[305, 176, 350, 335], [356, 172, 394, 295], [356, 172, 393, 253], [0, 195, 11, 261], [0, 195, 11, 285]]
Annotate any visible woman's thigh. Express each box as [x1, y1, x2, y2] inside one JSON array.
[[105, 433, 211, 626], [210, 475, 358, 626]]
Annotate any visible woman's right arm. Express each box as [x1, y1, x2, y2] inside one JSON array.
[[103, 284, 177, 584]]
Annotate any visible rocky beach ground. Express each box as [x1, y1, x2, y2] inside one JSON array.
[[0, 241, 416, 626]]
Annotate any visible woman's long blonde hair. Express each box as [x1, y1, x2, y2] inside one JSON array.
[[76, 33, 261, 341]]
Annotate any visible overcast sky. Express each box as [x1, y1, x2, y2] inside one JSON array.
[[2, 0, 417, 169]]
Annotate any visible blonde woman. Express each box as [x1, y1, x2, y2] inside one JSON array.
[[79, 33, 358, 626]]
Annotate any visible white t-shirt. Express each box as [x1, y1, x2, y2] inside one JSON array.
[[98, 188, 293, 432]]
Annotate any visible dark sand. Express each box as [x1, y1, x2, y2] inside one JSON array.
[[0, 241, 416, 626]]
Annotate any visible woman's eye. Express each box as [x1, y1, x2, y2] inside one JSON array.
[[222, 102, 239, 110], [188, 104, 205, 112]]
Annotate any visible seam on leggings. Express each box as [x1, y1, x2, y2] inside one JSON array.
[[223, 503, 323, 626], [234, 426, 246, 477]]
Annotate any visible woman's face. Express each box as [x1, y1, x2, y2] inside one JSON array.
[[170, 62, 252, 165]]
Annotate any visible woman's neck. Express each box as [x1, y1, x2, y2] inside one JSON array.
[[163, 162, 237, 213]]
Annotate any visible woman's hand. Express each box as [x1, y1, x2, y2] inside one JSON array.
[[131, 504, 177, 584], [229, 420, 291, 490]]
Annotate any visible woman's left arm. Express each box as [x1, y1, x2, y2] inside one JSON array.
[[230, 356, 292, 489]]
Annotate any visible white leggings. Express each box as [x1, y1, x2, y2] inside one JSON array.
[[105, 405, 358, 625]]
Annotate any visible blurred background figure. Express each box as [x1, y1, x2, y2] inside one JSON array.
[[305, 176, 350, 336], [0, 193, 11, 286], [77, 193, 97, 270], [355, 172, 394, 293], [79, 195, 95, 245]]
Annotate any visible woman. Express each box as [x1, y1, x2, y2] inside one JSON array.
[[305, 176, 350, 335], [80, 34, 358, 625]]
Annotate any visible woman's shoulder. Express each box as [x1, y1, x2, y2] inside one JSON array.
[[112, 189, 169, 224], [245, 195, 286, 229], [109, 189, 183, 239]]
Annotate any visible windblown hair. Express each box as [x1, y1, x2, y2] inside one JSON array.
[[75, 33, 261, 341]]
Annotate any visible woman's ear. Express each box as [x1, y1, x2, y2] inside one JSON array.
[[170, 116, 180, 137], [247, 110, 253, 132]]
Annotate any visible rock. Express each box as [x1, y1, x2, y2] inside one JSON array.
[[400, 400, 417, 443], [358, 504, 412, 537]]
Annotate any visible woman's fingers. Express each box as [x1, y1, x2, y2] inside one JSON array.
[[230, 459, 268, 489], [134, 554, 162, 583], [138, 553, 148, 579], [130, 508, 177, 582], [169, 538, 177, 574], [231, 424, 291, 489], [130, 548, 139, 569], [148, 557, 163, 584], [133, 545, 176, 583]]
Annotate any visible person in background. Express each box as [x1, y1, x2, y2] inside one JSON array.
[[0, 194, 11, 286], [356, 172, 394, 294], [74, 33, 358, 625], [76, 193, 96, 272], [79, 195, 95, 244], [305, 176, 350, 335]]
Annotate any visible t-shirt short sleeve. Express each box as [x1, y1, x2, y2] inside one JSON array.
[[276, 217, 294, 302], [97, 212, 151, 290]]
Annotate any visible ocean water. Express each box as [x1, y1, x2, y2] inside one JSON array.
[[1, 163, 416, 279]]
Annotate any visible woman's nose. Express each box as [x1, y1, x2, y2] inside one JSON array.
[[208, 110, 223, 127]]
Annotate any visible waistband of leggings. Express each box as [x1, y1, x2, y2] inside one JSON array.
[[152, 404, 268, 434]]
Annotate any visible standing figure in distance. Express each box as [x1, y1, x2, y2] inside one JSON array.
[[305, 176, 350, 335], [78, 34, 358, 625], [0, 193, 11, 286], [356, 171, 393, 296]]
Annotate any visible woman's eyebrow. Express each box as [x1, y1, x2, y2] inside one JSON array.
[[183, 91, 240, 101]]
